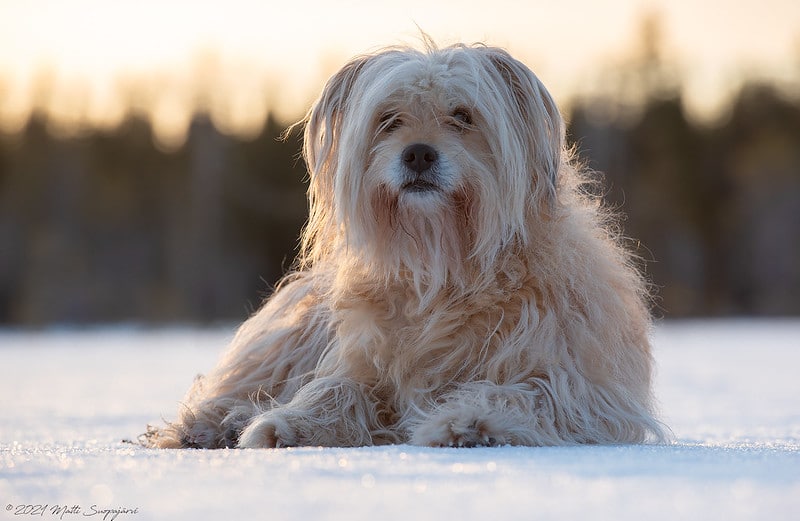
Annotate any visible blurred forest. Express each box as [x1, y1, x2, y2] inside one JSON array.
[[1, 58, 799, 325]]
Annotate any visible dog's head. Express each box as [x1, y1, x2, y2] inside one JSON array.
[[299, 42, 566, 295]]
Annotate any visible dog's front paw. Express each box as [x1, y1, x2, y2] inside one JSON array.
[[237, 411, 297, 448], [411, 414, 508, 448]]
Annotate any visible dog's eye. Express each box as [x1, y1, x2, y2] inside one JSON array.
[[450, 108, 474, 130], [379, 112, 402, 133]]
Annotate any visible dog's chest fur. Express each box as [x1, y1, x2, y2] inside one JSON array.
[[331, 266, 539, 392]]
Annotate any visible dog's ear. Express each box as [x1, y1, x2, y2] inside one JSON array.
[[298, 54, 373, 265], [484, 48, 564, 199], [303, 55, 372, 179]]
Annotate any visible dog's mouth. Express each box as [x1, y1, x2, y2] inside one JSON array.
[[401, 179, 440, 193]]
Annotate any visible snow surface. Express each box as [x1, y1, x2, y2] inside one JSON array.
[[1, 320, 799, 520]]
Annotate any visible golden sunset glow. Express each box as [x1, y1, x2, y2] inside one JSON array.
[[0, 0, 798, 147]]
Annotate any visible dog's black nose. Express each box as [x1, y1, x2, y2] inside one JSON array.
[[402, 143, 438, 173]]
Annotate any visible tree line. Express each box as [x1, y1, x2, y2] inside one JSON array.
[[0, 81, 798, 325]]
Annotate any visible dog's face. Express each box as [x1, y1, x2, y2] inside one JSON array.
[[300, 44, 565, 294], [365, 78, 488, 208]]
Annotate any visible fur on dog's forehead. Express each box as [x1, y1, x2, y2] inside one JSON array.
[[352, 48, 497, 118]]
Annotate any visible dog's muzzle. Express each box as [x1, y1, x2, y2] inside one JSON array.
[[401, 143, 441, 193]]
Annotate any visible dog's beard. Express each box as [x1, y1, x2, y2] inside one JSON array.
[[368, 180, 474, 296]]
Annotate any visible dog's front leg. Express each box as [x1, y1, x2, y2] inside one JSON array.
[[237, 376, 380, 448], [409, 381, 558, 447]]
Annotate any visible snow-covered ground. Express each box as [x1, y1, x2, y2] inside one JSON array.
[[1, 320, 798, 520]]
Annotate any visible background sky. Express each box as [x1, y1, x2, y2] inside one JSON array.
[[0, 0, 798, 146]]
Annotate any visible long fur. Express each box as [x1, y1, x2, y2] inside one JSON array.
[[144, 41, 667, 449]]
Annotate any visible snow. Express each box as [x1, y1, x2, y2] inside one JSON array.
[[1, 320, 799, 520]]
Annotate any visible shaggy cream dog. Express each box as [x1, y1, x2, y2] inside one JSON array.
[[145, 41, 666, 449]]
